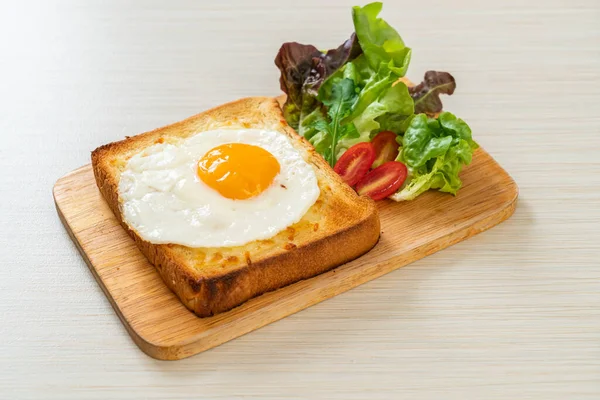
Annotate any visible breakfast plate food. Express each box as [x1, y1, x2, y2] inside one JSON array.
[[54, 2, 517, 359], [92, 96, 380, 317]]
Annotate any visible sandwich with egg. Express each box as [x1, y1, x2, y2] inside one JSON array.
[[92, 97, 379, 317]]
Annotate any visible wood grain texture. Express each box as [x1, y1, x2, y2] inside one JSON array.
[[53, 148, 517, 360], [2, 0, 600, 398]]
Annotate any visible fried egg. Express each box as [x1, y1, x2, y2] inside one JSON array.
[[118, 129, 320, 248]]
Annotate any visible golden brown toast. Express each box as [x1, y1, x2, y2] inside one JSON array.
[[91, 97, 380, 317]]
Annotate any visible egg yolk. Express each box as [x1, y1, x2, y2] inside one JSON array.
[[197, 143, 281, 200]]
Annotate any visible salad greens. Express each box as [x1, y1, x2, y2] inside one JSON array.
[[275, 2, 477, 201], [274, 34, 362, 132], [390, 113, 478, 201], [312, 78, 359, 166]]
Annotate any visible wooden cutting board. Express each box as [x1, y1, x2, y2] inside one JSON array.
[[54, 147, 517, 360]]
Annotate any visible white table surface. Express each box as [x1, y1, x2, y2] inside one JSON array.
[[2, 0, 599, 398]]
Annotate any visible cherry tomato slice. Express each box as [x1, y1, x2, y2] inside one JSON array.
[[333, 142, 376, 187], [371, 131, 400, 168], [355, 161, 408, 201]]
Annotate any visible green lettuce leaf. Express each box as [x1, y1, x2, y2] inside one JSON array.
[[401, 114, 453, 168], [352, 82, 413, 136], [304, 78, 359, 166], [336, 79, 413, 157], [299, 107, 327, 142], [391, 112, 478, 201], [438, 111, 477, 147], [341, 56, 398, 124], [352, 2, 411, 76], [370, 81, 414, 133]]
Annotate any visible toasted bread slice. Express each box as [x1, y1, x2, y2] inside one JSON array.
[[91, 97, 379, 317]]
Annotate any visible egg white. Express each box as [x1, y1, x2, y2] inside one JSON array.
[[118, 129, 320, 248]]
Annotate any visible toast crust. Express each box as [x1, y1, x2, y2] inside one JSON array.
[[92, 97, 379, 317]]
